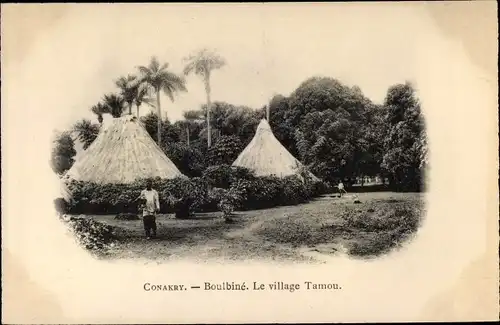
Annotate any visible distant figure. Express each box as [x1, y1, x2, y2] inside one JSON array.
[[137, 180, 160, 239], [338, 181, 347, 198]]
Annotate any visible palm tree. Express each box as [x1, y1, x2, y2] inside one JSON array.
[[72, 119, 100, 150], [102, 93, 125, 118], [134, 83, 155, 117], [91, 103, 107, 124], [137, 57, 187, 145], [115, 75, 139, 115], [183, 48, 226, 147]]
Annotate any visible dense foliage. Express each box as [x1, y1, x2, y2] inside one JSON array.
[[73, 119, 100, 150], [381, 82, 426, 191], [65, 177, 206, 214], [64, 167, 328, 215], [50, 131, 76, 175], [206, 135, 244, 166], [163, 142, 206, 177], [61, 214, 116, 252], [53, 72, 427, 193]]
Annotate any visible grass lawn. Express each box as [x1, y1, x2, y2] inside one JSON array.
[[83, 192, 424, 263]]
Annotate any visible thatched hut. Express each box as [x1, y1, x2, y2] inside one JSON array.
[[232, 119, 318, 180], [65, 115, 185, 184]]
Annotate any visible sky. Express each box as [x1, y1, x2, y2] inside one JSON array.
[[4, 3, 430, 131]]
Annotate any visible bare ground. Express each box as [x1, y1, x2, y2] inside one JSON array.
[[89, 192, 424, 263]]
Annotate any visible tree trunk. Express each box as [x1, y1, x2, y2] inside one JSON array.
[[186, 126, 190, 146], [136, 104, 140, 118], [128, 102, 133, 115], [205, 75, 212, 148], [156, 89, 162, 145]]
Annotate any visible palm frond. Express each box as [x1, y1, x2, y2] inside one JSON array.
[[91, 104, 102, 115], [183, 48, 226, 79], [115, 76, 128, 89], [160, 62, 170, 71], [163, 87, 175, 102], [183, 61, 196, 76], [142, 96, 156, 108], [102, 93, 125, 118], [162, 71, 187, 86], [115, 74, 141, 104], [137, 66, 152, 77], [149, 56, 160, 72]]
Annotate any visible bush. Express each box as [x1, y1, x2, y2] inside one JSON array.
[[217, 187, 244, 219], [163, 142, 206, 177], [207, 135, 243, 166], [64, 170, 326, 215], [61, 215, 116, 252], [202, 164, 254, 189], [66, 177, 210, 214], [230, 175, 318, 210]]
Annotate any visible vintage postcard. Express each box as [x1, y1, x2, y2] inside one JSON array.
[[2, 2, 498, 323]]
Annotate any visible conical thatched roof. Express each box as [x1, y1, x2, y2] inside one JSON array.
[[65, 115, 185, 184], [232, 119, 318, 180]]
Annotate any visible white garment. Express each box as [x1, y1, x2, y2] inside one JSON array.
[[140, 189, 160, 216], [338, 183, 344, 190]]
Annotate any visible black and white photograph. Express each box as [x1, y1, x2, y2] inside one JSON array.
[[51, 17, 427, 264], [2, 2, 498, 323]]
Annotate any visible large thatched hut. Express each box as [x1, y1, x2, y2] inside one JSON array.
[[64, 115, 185, 184]]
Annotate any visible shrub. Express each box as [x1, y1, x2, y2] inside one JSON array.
[[230, 175, 315, 210], [162, 142, 206, 177], [202, 164, 254, 189], [202, 165, 233, 189], [216, 187, 244, 219], [64, 171, 325, 215], [207, 135, 243, 166], [61, 215, 116, 253]]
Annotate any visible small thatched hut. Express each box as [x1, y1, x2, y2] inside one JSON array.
[[232, 119, 318, 180], [65, 115, 185, 184]]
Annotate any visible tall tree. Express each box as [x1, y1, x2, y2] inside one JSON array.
[[115, 74, 155, 117], [187, 101, 260, 146], [134, 83, 155, 117], [381, 82, 425, 191], [115, 75, 139, 115], [102, 93, 125, 118], [50, 131, 77, 175], [72, 119, 100, 150], [137, 56, 187, 145], [183, 48, 226, 147], [283, 77, 375, 183], [91, 103, 107, 124]]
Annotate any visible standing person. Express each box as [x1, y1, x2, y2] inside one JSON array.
[[338, 180, 347, 198], [137, 180, 160, 239]]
